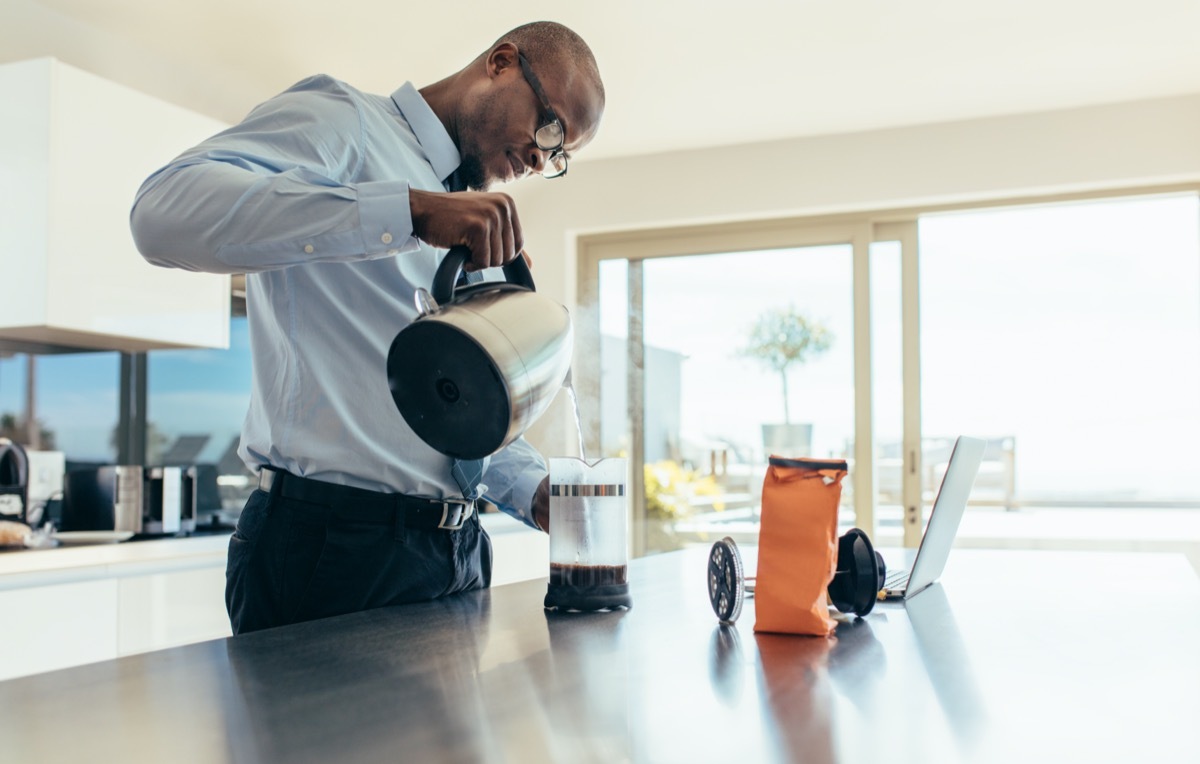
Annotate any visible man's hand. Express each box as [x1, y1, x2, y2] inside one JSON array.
[[410, 188, 524, 271], [532, 476, 550, 534]]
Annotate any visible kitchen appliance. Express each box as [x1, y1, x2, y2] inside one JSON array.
[[143, 466, 197, 535], [61, 465, 144, 534], [188, 463, 231, 529], [544, 457, 633, 612], [25, 450, 65, 528], [387, 247, 573, 460], [0, 438, 29, 525]]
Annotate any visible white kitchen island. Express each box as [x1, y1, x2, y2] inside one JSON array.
[[0, 513, 547, 681]]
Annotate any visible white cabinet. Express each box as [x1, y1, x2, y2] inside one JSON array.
[[489, 518, 550, 586], [0, 579, 120, 679], [0, 57, 230, 353], [0, 570, 233, 681], [116, 566, 232, 657], [0, 535, 232, 681]]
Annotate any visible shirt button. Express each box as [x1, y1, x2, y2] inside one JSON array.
[[387, 249, 399, 256], [381, 233, 393, 244], [303, 244, 314, 254]]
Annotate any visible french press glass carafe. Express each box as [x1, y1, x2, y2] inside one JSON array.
[[544, 457, 633, 612]]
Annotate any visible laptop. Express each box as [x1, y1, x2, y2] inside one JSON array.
[[879, 435, 986, 600]]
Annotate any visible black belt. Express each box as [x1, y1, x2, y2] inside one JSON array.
[[257, 467, 475, 531]]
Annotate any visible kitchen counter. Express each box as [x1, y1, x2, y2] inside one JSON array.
[[0, 534, 232, 591], [0, 511, 535, 592], [0, 513, 546, 681], [2, 545, 1197, 763]]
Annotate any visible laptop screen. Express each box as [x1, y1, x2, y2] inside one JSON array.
[[905, 436, 986, 596]]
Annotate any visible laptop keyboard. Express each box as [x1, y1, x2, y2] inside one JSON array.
[[884, 568, 909, 590]]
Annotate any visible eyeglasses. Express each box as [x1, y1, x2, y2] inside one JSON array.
[[517, 53, 568, 179]]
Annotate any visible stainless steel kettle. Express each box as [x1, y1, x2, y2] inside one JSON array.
[[0, 437, 29, 525], [387, 246, 573, 460]]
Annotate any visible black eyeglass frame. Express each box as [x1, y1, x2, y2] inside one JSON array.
[[517, 53, 568, 179]]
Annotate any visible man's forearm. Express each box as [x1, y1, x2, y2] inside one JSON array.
[[131, 160, 420, 274]]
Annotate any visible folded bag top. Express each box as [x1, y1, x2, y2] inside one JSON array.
[[753, 456, 849, 637]]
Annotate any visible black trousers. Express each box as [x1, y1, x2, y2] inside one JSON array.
[[225, 478, 492, 635]]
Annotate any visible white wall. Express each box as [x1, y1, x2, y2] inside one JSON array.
[[509, 91, 1200, 456]]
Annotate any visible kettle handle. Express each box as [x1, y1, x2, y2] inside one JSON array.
[[0, 437, 29, 524], [431, 246, 537, 305]]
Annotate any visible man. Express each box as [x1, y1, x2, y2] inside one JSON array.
[[130, 21, 604, 634]]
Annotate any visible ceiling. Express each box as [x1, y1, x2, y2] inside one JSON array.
[[20, 0, 1200, 162]]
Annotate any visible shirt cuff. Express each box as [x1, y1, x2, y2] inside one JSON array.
[[493, 467, 547, 531], [357, 180, 418, 256]]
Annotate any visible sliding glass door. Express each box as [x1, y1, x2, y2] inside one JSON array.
[[577, 189, 1200, 560], [918, 193, 1200, 511], [579, 220, 899, 557]]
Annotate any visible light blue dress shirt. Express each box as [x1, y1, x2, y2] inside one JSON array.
[[131, 75, 545, 529]]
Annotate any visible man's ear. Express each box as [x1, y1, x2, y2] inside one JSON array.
[[485, 43, 520, 79]]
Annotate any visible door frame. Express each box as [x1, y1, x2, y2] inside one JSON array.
[[577, 214, 902, 553]]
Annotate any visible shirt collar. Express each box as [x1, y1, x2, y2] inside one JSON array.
[[391, 82, 461, 184]]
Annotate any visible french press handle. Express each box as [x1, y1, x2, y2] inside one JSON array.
[[431, 246, 537, 305]]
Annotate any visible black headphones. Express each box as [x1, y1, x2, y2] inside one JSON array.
[[708, 529, 887, 625], [828, 528, 886, 617]]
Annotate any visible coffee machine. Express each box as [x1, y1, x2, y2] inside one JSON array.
[[143, 466, 197, 535], [61, 465, 145, 533], [61, 465, 197, 535]]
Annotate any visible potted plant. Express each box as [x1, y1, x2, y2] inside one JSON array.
[[740, 306, 833, 458]]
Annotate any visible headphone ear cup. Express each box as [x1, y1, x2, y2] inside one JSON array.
[[828, 528, 881, 617]]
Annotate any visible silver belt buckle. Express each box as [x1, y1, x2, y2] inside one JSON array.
[[438, 498, 474, 530]]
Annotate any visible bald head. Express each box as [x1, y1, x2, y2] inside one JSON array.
[[489, 21, 605, 111], [422, 21, 605, 190]]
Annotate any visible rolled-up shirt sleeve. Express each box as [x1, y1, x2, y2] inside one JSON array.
[[130, 75, 420, 274], [482, 438, 548, 530]]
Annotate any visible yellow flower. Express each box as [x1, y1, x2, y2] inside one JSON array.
[[644, 460, 725, 520]]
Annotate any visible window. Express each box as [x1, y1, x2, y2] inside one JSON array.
[[919, 194, 1200, 508], [583, 190, 1200, 557], [597, 245, 856, 556], [147, 316, 254, 511], [0, 352, 120, 465], [0, 314, 254, 516]]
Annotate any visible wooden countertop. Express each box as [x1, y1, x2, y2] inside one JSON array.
[[2, 546, 1198, 763]]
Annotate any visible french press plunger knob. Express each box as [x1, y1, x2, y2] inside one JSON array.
[[707, 537, 746, 625]]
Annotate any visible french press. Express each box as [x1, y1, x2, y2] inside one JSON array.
[[544, 457, 633, 612]]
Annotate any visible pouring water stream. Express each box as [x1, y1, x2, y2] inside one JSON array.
[[564, 374, 587, 462], [562, 371, 591, 561]]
